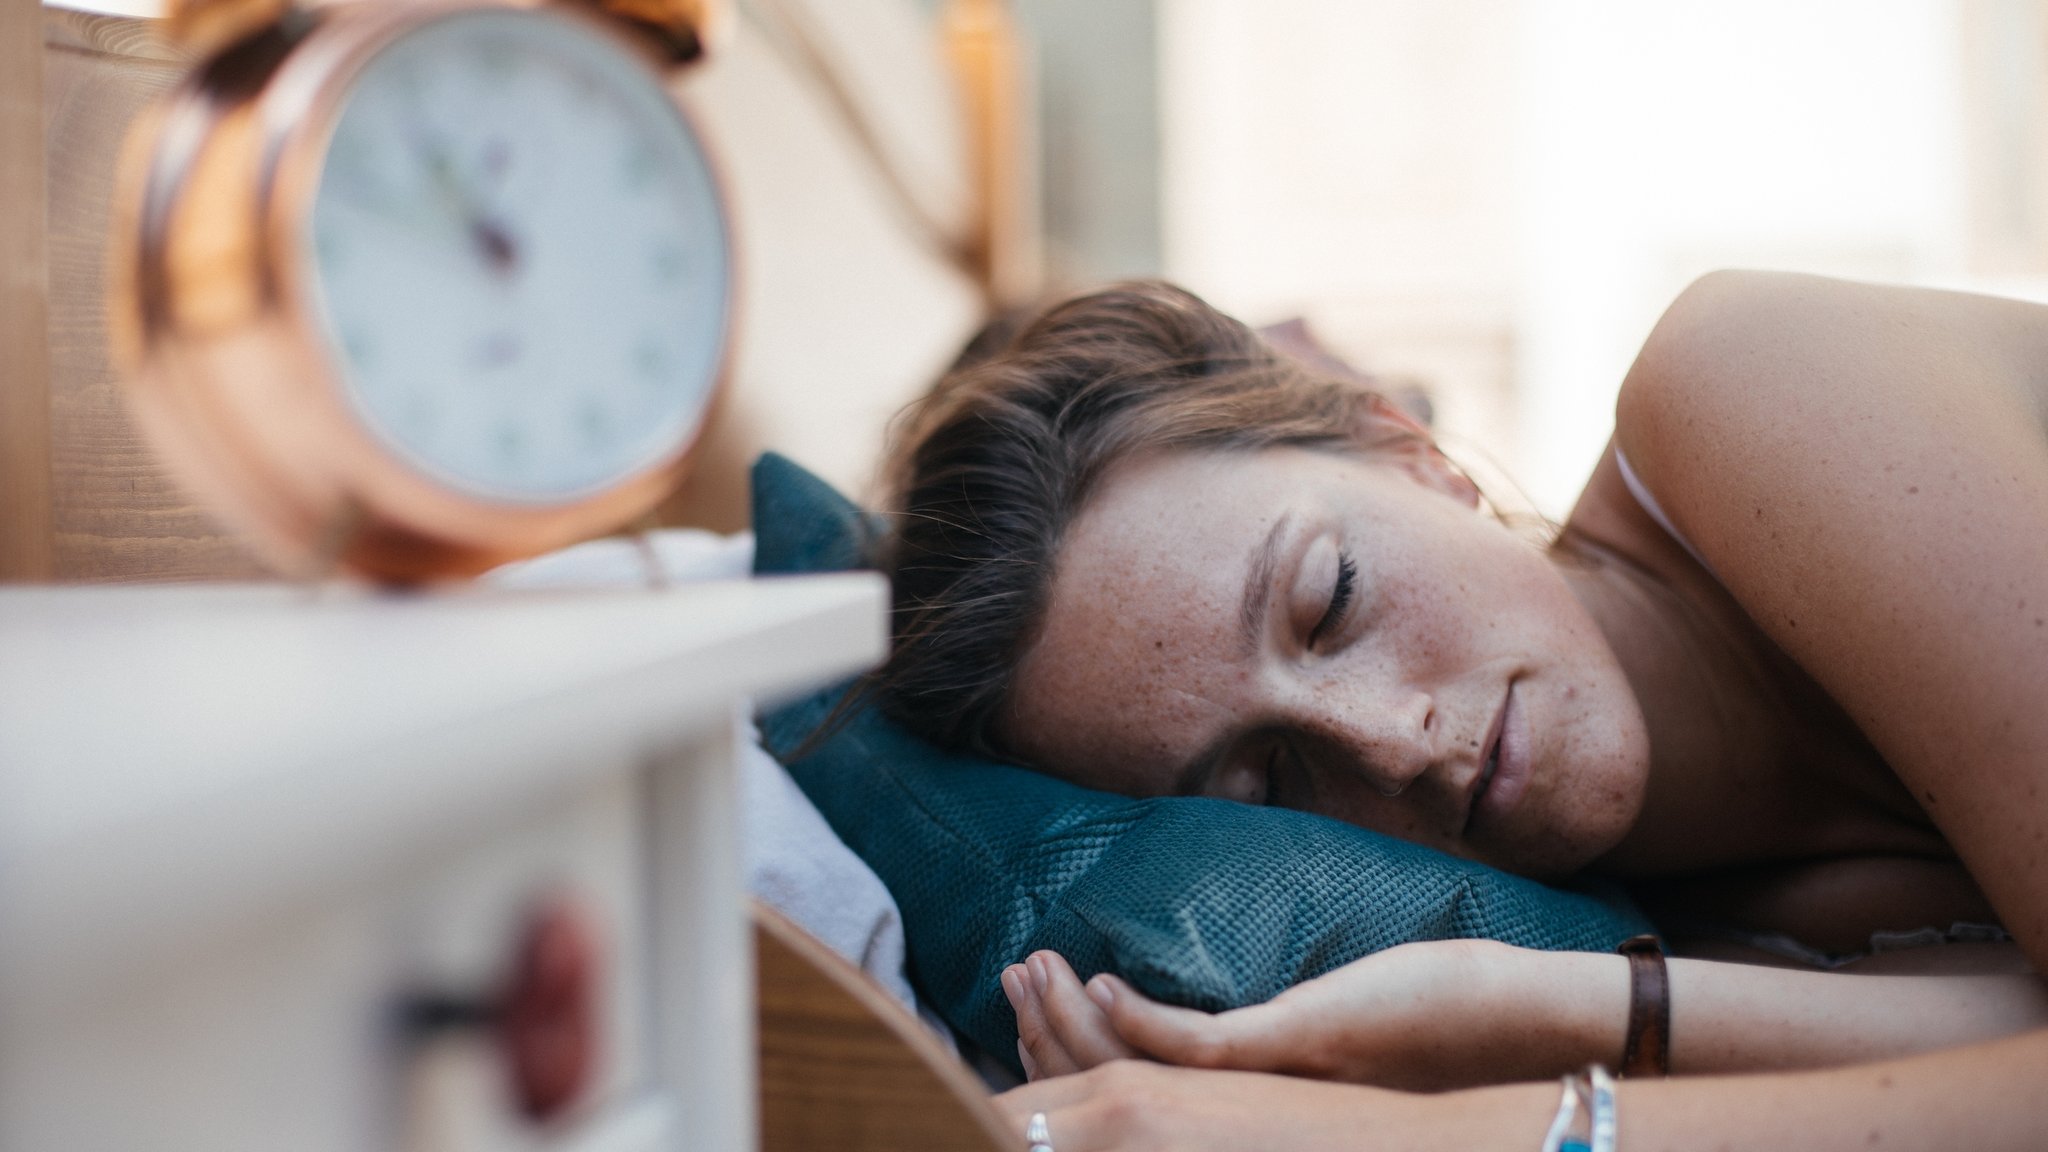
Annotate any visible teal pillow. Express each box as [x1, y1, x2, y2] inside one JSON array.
[[751, 452, 1651, 1073]]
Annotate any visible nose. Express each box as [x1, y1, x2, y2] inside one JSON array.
[[1288, 681, 1437, 799]]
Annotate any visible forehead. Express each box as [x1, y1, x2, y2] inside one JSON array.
[[1005, 449, 1324, 790]]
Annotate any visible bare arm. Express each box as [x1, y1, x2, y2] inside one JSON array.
[[1004, 940, 2048, 1089], [1618, 270, 2048, 963], [1000, 945, 2048, 1151], [1661, 951, 2045, 1072], [996, 1029, 2048, 1152]]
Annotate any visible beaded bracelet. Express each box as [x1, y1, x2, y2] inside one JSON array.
[[1537, 1074, 1582, 1152], [1589, 1065, 1617, 1152], [1539, 1065, 1617, 1152]]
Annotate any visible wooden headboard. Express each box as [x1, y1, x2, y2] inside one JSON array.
[[5, 0, 1024, 584], [3, 9, 266, 581]]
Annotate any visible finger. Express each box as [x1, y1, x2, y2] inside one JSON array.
[[992, 1074, 1102, 1145], [991, 1090, 1089, 1147], [994, 1071, 1126, 1152], [991, 1102, 1104, 1152], [1005, 961, 1084, 1079], [1091, 973, 1285, 1071], [994, 1074, 1098, 1117], [1030, 952, 1140, 1070]]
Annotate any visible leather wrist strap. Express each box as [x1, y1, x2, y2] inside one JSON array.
[[1617, 934, 1670, 1078]]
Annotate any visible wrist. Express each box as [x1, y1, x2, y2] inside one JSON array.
[[1489, 945, 1632, 1080], [1431, 1079, 1582, 1152]]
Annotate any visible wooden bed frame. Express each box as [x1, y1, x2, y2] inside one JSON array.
[[4, 8, 1016, 1146], [756, 903, 1010, 1152]]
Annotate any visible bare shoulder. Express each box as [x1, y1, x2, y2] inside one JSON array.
[[1620, 270, 2048, 438], [1613, 270, 2048, 959]]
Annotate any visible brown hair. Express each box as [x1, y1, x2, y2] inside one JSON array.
[[875, 280, 1422, 760]]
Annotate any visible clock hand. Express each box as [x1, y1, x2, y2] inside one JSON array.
[[471, 216, 520, 276], [407, 127, 523, 278], [409, 126, 480, 220]]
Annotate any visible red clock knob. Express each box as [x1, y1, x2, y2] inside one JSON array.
[[497, 899, 601, 1121]]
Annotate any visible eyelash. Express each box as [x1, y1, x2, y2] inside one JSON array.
[[1307, 551, 1357, 648]]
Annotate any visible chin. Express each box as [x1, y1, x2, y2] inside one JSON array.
[[1520, 688, 1652, 879], [1491, 764, 1646, 881], [1478, 835, 1600, 883]]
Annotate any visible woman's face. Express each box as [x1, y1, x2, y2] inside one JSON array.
[[1004, 445, 1649, 879]]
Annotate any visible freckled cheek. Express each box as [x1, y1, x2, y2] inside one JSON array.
[[1376, 584, 1473, 669], [1130, 690, 1201, 736], [1536, 676, 1649, 847], [1052, 654, 1225, 765]]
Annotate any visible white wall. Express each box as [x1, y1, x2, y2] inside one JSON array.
[[1512, 0, 1963, 512], [1162, 0, 1975, 516]]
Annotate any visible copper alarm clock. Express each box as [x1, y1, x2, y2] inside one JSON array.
[[113, 0, 734, 581]]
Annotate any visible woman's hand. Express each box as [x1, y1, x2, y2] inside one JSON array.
[[1002, 940, 1623, 1090], [1001, 953, 1139, 1079], [994, 1060, 1546, 1152]]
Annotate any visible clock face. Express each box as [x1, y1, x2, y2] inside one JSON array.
[[303, 8, 730, 503]]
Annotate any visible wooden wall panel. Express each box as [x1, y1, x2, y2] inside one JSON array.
[[2, 0, 54, 580], [42, 10, 266, 581]]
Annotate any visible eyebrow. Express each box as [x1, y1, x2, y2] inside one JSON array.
[[1238, 513, 1292, 657]]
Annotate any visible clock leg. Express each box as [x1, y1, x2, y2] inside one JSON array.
[[644, 708, 754, 1152], [628, 511, 670, 591], [307, 495, 370, 585]]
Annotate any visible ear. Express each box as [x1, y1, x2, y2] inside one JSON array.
[[1362, 394, 1481, 509]]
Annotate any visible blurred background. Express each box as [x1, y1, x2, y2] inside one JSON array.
[[896, 0, 2048, 517], [634, 0, 2048, 528], [22, 0, 2048, 577]]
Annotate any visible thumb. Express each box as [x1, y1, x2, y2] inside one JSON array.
[[1088, 974, 1288, 1072]]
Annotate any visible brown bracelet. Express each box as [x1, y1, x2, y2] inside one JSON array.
[[1617, 934, 1670, 1078]]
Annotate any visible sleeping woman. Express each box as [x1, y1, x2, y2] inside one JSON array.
[[873, 273, 2048, 1150]]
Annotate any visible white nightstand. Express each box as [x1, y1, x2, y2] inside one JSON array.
[[0, 575, 886, 1152]]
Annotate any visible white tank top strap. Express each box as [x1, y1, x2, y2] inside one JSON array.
[[1613, 445, 1718, 577]]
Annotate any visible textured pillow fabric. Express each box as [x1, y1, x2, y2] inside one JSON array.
[[751, 452, 1653, 1072]]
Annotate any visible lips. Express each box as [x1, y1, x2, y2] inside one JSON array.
[[1462, 690, 1509, 834], [1472, 681, 1532, 831]]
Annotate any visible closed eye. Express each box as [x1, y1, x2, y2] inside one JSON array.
[[1307, 550, 1356, 648]]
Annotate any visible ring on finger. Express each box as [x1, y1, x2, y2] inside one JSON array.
[[1026, 1110, 1054, 1152]]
